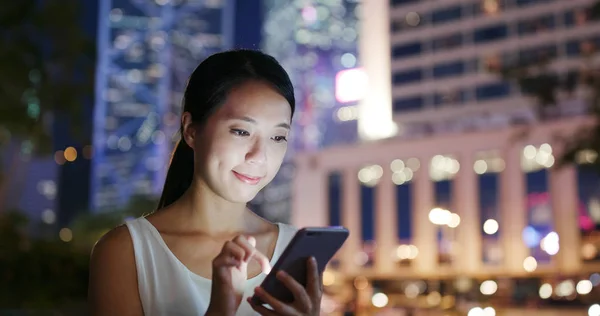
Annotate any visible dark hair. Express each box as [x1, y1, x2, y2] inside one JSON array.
[[156, 49, 296, 209]]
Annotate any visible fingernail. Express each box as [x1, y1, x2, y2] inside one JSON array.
[[263, 265, 271, 274], [310, 256, 317, 263]]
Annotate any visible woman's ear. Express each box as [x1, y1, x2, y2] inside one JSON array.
[[181, 112, 196, 149]]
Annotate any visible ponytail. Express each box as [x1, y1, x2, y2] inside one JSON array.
[[157, 138, 194, 209]]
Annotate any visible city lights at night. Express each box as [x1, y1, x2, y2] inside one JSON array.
[[1, 0, 600, 314]]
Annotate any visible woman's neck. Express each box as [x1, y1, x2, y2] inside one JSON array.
[[167, 180, 258, 236]]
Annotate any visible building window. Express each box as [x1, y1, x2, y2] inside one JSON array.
[[475, 82, 511, 101], [391, 42, 423, 59], [478, 52, 515, 72], [432, 60, 465, 79], [430, 5, 462, 25], [390, 0, 419, 6], [390, 20, 406, 33], [434, 179, 453, 265], [472, 0, 506, 16], [393, 95, 425, 112], [391, 12, 426, 33], [515, 0, 556, 7], [360, 183, 375, 242], [392, 68, 423, 85], [474, 150, 505, 266], [567, 36, 600, 57], [517, 14, 555, 36], [431, 33, 463, 52], [519, 44, 558, 64], [396, 182, 412, 240], [577, 163, 600, 262], [525, 169, 553, 264], [434, 89, 467, 106], [565, 7, 592, 27], [327, 172, 342, 227], [473, 24, 508, 44], [566, 39, 583, 57], [479, 173, 501, 265]]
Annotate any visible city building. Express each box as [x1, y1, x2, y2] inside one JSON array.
[[91, 0, 235, 212], [285, 0, 600, 312], [0, 141, 59, 226], [260, 0, 360, 222], [386, 0, 598, 136]]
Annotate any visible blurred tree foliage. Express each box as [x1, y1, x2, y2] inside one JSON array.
[[0, 211, 88, 310], [0, 0, 95, 150], [0, 0, 95, 211], [493, 1, 600, 174], [0, 196, 157, 310], [70, 195, 157, 249]]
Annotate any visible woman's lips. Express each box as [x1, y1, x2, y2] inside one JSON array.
[[232, 171, 262, 185]]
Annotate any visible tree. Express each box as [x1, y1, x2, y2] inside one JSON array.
[[493, 1, 600, 174], [69, 195, 158, 249], [0, 195, 158, 311], [0, 210, 89, 310], [0, 0, 95, 211]]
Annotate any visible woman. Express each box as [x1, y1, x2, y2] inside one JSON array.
[[88, 50, 323, 316]]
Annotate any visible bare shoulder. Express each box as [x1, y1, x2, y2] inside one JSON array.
[[89, 224, 143, 316], [91, 224, 133, 258]]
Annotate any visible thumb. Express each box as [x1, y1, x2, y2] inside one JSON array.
[[247, 236, 256, 247], [246, 236, 271, 274]]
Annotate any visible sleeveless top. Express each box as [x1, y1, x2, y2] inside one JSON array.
[[124, 217, 297, 316]]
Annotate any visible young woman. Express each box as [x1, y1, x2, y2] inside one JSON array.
[[88, 50, 323, 316]]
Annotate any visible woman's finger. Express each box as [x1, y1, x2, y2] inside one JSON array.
[[247, 298, 279, 316], [212, 254, 241, 269], [233, 235, 272, 274], [219, 240, 246, 262], [276, 271, 311, 312], [305, 257, 322, 299], [252, 287, 298, 315]]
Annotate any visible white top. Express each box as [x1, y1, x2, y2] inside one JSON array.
[[125, 217, 297, 316]]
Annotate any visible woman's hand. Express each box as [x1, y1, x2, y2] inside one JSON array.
[[206, 235, 271, 316], [248, 257, 323, 316]]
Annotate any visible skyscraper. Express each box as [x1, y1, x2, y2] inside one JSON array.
[[91, 0, 234, 212], [256, 0, 361, 222]]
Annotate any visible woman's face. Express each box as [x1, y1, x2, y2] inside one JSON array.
[[183, 80, 292, 203]]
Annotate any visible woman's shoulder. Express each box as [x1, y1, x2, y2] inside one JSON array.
[[91, 224, 135, 264], [88, 224, 143, 314]]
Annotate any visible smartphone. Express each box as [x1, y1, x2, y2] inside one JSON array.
[[251, 226, 349, 305]]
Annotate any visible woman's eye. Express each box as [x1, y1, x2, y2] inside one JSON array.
[[272, 135, 288, 143], [231, 129, 249, 137]]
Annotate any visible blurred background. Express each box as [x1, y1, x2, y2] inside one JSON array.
[[1, 0, 600, 315]]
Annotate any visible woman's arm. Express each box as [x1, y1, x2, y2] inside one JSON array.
[[88, 226, 143, 316]]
